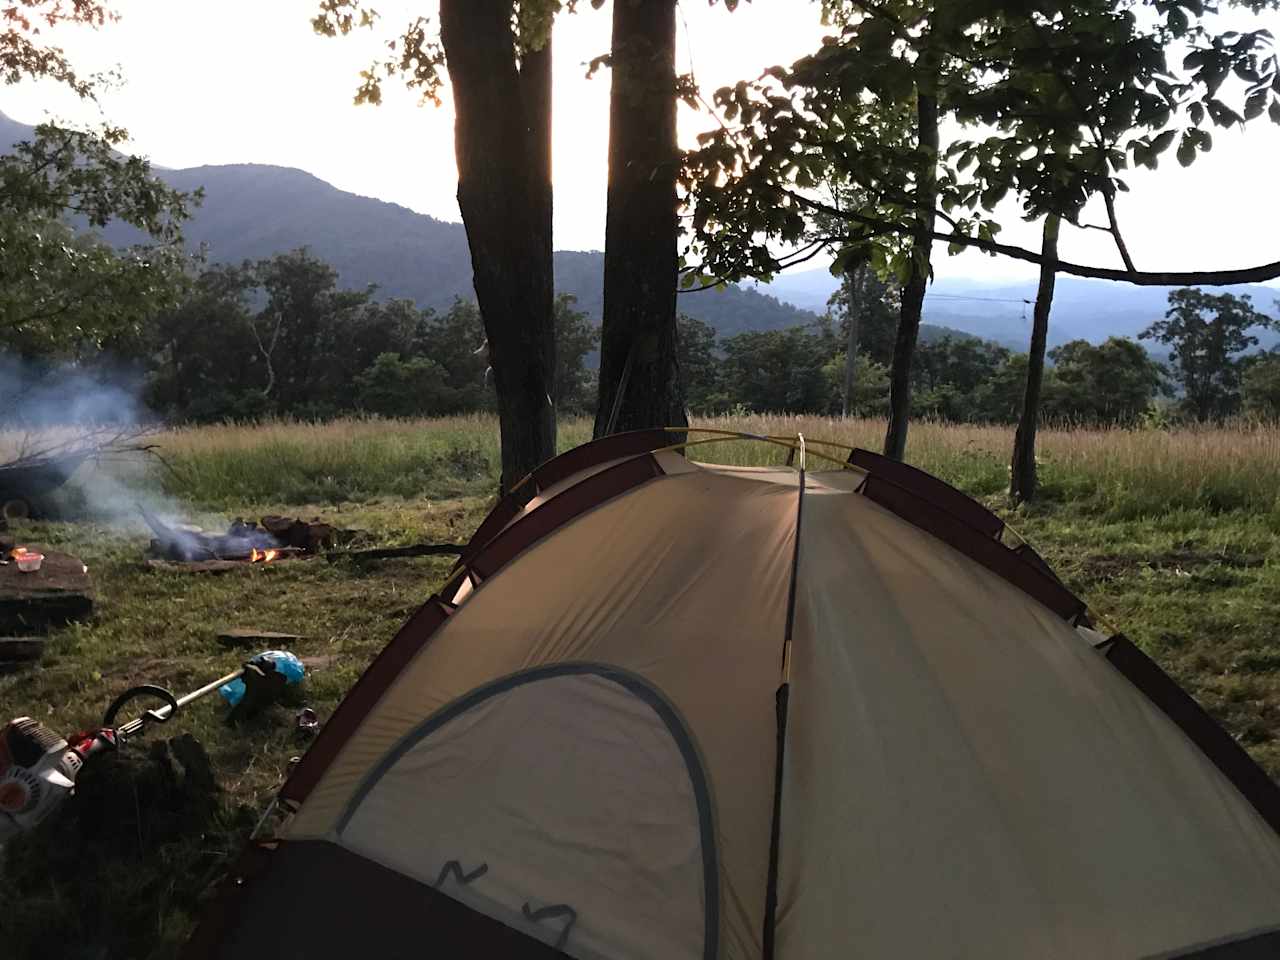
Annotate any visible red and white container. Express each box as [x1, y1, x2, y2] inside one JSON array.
[[12, 548, 43, 573]]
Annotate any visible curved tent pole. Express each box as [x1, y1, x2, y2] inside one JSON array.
[[763, 433, 806, 959]]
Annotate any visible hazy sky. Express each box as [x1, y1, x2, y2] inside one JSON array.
[[3, 0, 1278, 284]]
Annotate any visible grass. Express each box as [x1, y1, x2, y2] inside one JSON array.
[[122, 412, 1280, 520], [1, 414, 1278, 957]]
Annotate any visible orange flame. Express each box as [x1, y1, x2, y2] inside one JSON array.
[[248, 547, 279, 563]]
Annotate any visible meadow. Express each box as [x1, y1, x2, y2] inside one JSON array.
[[1, 414, 1278, 958]]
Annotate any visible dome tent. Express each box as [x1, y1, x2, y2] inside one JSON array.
[[187, 430, 1280, 960]]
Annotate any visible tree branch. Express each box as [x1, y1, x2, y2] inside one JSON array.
[[248, 312, 283, 396], [679, 236, 845, 294], [781, 189, 1280, 286], [1102, 185, 1137, 272], [936, 223, 1277, 285]]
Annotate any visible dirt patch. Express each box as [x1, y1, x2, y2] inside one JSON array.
[[106, 656, 179, 685], [1077, 549, 1268, 584], [1151, 549, 1268, 570], [298, 654, 336, 671], [1074, 555, 1134, 583]]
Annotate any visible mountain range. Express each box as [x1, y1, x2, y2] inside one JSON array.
[[0, 112, 813, 339], [6, 110, 1276, 350]]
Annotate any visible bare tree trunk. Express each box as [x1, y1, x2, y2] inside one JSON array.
[[841, 269, 861, 417], [593, 0, 687, 438], [883, 79, 939, 461], [440, 0, 556, 491], [1010, 215, 1060, 504], [521, 33, 554, 390]]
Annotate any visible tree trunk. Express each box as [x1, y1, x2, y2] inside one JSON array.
[[841, 268, 861, 417], [440, 0, 556, 491], [883, 81, 939, 461], [593, 0, 687, 438], [1010, 215, 1061, 505], [521, 33, 554, 365]]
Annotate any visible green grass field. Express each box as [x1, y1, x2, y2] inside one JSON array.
[[1, 414, 1278, 958]]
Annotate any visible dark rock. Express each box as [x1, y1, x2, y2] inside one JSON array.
[[0, 548, 93, 633]]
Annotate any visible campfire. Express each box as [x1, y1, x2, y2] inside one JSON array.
[[140, 507, 340, 566]]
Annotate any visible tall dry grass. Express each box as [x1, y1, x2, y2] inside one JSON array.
[[697, 413, 1280, 517], [92, 414, 1280, 519]]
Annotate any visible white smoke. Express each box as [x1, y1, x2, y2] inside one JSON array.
[[0, 354, 151, 429], [0, 354, 193, 531]]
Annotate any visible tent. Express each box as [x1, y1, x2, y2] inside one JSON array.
[[187, 430, 1280, 959]]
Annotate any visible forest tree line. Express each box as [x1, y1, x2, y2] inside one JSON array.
[[683, 268, 1279, 424], [25, 247, 1265, 427]]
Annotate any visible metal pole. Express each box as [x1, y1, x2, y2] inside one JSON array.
[[115, 668, 245, 740]]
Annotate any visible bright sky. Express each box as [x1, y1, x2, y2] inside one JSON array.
[[2, 0, 1279, 283]]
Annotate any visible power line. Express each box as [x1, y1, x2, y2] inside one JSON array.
[[925, 293, 1033, 304]]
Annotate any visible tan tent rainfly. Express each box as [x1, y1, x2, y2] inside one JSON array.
[[188, 429, 1280, 959]]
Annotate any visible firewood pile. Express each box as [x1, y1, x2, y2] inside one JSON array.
[[234, 515, 342, 554], [0, 425, 167, 521]]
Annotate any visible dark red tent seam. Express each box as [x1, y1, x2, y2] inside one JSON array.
[[1098, 635, 1280, 839]]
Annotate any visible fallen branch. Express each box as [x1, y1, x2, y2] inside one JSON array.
[[5, 425, 163, 468], [325, 543, 466, 563], [217, 628, 306, 648]]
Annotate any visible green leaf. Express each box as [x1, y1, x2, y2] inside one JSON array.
[[1206, 99, 1241, 127], [1177, 132, 1197, 167], [1245, 89, 1268, 120], [857, 18, 894, 57], [1150, 129, 1178, 155], [980, 185, 1008, 211], [1204, 67, 1228, 99]]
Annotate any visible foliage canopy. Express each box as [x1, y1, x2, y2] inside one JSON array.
[[681, 0, 1280, 288]]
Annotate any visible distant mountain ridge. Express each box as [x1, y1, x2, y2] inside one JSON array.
[[3, 112, 994, 343], [14, 110, 1255, 349], [138, 162, 826, 336], [0, 112, 817, 338], [757, 264, 1280, 351]]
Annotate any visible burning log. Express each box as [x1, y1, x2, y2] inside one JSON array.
[[140, 508, 353, 566], [260, 516, 339, 552], [139, 506, 287, 563]]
